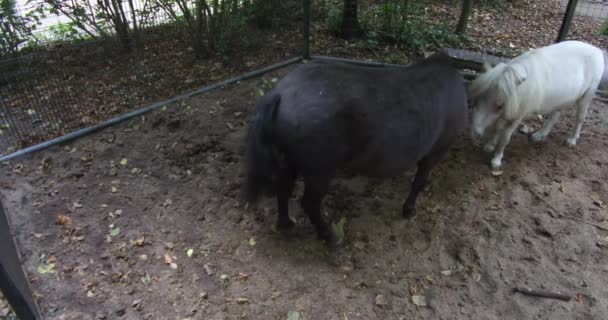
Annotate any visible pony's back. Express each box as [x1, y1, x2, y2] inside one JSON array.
[[472, 40, 604, 120]]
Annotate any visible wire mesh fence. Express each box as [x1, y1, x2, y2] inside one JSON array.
[[568, 0, 608, 19], [0, 0, 305, 156], [1, 0, 608, 157]]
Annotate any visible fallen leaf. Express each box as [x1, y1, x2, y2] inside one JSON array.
[[412, 295, 427, 307], [220, 274, 229, 281], [287, 311, 301, 320], [332, 217, 347, 242], [120, 158, 128, 166], [375, 294, 387, 306], [238, 272, 250, 280], [186, 249, 194, 257], [594, 200, 605, 209], [56, 214, 72, 226], [575, 293, 583, 302], [170, 262, 178, 269], [249, 237, 256, 246], [271, 291, 281, 300], [164, 254, 173, 264], [559, 185, 565, 193], [131, 236, 145, 246], [472, 272, 481, 282], [203, 263, 213, 276], [110, 228, 120, 237], [73, 202, 83, 209], [37, 263, 56, 274], [132, 299, 142, 308], [86, 290, 95, 298], [111, 186, 118, 193], [236, 297, 249, 304], [440, 270, 452, 276]]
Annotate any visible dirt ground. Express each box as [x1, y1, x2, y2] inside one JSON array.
[[1, 64, 608, 320]]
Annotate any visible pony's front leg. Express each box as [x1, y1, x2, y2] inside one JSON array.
[[567, 93, 593, 147], [484, 118, 506, 153], [491, 118, 522, 170], [301, 175, 339, 246]]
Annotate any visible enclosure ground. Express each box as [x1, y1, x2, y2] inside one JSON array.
[[1, 65, 608, 320]]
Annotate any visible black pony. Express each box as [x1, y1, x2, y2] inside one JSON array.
[[243, 52, 468, 244]]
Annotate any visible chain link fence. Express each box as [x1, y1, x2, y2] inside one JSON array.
[[0, 0, 304, 156], [1, 0, 607, 157]]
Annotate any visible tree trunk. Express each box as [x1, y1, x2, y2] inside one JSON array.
[[340, 0, 361, 39], [455, 0, 473, 35]]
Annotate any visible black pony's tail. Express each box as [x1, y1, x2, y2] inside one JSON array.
[[242, 94, 282, 204]]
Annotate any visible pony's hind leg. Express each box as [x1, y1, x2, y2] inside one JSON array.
[[567, 92, 593, 147], [491, 118, 522, 170], [276, 165, 298, 231], [301, 175, 336, 244], [531, 111, 561, 142], [403, 148, 447, 218]]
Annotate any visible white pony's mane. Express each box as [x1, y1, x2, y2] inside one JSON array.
[[469, 50, 545, 120]]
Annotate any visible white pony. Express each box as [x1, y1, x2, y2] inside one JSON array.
[[469, 40, 605, 170]]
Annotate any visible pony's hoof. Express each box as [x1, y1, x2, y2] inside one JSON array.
[[403, 206, 417, 219], [483, 143, 496, 153], [530, 131, 546, 142], [490, 159, 502, 171], [566, 138, 577, 147]]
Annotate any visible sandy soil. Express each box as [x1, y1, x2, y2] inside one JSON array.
[[1, 64, 608, 320]]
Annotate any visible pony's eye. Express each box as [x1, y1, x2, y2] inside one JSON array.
[[497, 104, 503, 110]]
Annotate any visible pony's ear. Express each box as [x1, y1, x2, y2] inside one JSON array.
[[482, 62, 492, 72], [515, 75, 527, 86]]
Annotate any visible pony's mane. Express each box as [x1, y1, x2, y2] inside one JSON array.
[[469, 50, 544, 120], [468, 62, 509, 99]]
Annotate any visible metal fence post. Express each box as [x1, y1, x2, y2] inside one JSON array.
[[303, 0, 311, 59], [0, 203, 42, 319], [557, 0, 579, 42]]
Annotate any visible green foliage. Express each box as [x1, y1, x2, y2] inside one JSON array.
[[365, 0, 463, 53], [601, 22, 608, 37], [326, 2, 342, 35], [30, 22, 92, 45], [27, 0, 153, 51], [154, 0, 248, 57], [246, 0, 293, 28], [0, 0, 34, 57]]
